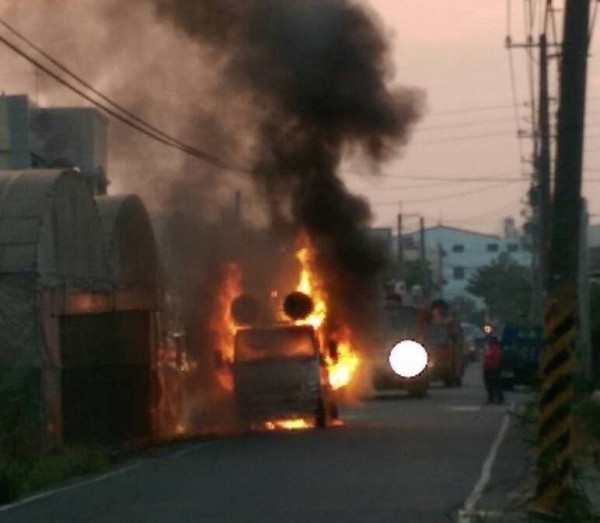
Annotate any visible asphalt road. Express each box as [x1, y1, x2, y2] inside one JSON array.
[[0, 362, 531, 523]]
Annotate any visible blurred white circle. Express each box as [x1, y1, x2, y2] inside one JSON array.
[[388, 340, 428, 378]]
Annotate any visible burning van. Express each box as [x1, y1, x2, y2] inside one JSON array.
[[214, 290, 341, 431], [210, 235, 361, 432], [231, 321, 339, 429]]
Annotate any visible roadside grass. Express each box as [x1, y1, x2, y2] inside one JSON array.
[[511, 381, 600, 522], [0, 373, 109, 503], [0, 445, 109, 503]]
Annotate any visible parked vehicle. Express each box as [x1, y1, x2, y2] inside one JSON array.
[[499, 324, 542, 389], [427, 301, 465, 387], [231, 323, 339, 428], [369, 300, 430, 397]]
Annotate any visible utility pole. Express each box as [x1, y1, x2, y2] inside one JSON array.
[[397, 212, 404, 279], [537, 32, 552, 298], [419, 216, 428, 299], [534, 0, 591, 516], [529, 32, 552, 323], [505, 30, 556, 323]]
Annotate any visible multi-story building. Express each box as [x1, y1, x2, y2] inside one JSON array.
[[401, 223, 532, 302], [0, 94, 108, 193]]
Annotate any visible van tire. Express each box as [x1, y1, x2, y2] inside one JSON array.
[[315, 399, 327, 428]]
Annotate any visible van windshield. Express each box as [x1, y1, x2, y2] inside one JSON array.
[[234, 326, 317, 362]]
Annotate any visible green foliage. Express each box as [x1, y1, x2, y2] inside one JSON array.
[[0, 372, 108, 503], [466, 253, 532, 325], [0, 446, 108, 501], [449, 295, 485, 325], [574, 398, 600, 442]]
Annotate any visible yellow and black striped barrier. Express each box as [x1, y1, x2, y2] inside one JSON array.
[[533, 292, 577, 516]]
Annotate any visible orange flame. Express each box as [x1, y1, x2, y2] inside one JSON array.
[[295, 245, 327, 330], [293, 234, 359, 391], [263, 418, 314, 431], [211, 262, 243, 392], [328, 338, 360, 390]]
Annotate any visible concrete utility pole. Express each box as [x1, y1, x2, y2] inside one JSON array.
[[537, 32, 552, 298], [505, 30, 556, 323], [534, 0, 591, 516], [529, 33, 553, 324], [397, 212, 404, 278], [419, 216, 428, 298]]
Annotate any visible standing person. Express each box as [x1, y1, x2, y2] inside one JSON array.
[[483, 334, 504, 404]]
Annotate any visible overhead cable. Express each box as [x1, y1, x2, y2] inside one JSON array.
[[0, 19, 252, 175]]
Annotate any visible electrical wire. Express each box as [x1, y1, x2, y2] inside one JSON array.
[[0, 18, 210, 150], [411, 129, 520, 147], [0, 21, 252, 175], [447, 199, 523, 224], [414, 116, 518, 133], [506, 33, 529, 173], [427, 103, 519, 118], [347, 170, 524, 182], [371, 179, 525, 207]]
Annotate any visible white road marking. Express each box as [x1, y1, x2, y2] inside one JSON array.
[[458, 403, 513, 523], [0, 440, 221, 513]]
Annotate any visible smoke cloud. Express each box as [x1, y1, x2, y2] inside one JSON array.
[[151, 0, 424, 332], [0, 0, 423, 427]]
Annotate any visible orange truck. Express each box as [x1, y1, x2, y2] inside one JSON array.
[[426, 300, 465, 387]]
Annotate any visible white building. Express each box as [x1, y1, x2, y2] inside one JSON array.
[[402, 225, 532, 302]]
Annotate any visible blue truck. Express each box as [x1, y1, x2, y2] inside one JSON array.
[[500, 324, 542, 389]]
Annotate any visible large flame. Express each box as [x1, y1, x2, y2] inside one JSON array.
[[295, 245, 327, 330], [293, 235, 359, 391], [211, 262, 243, 392]]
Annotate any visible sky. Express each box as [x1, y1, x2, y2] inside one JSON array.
[[0, 0, 598, 237], [348, 0, 600, 236]]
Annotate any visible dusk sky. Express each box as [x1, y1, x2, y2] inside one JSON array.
[[349, 0, 600, 236], [0, 1, 598, 237]]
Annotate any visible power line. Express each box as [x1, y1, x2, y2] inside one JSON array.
[[415, 116, 518, 133], [506, 35, 530, 172], [371, 179, 525, 206], [345, 169, 523, 182], [412, 128, 519, 146], [426, 103, 519, 118], [0, 19, 252, 175]]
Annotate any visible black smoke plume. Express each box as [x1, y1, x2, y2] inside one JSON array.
[[152, 0, 424, 332]]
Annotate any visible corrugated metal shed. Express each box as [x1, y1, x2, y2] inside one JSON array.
[[0, 169, 110, 288], [96, 194, 158, 289]]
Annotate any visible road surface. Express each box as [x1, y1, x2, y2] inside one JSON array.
[[0, 362, 531, 523]]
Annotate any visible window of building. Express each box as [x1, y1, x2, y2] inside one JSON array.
[[453, 267, 465, 280], [452, 244, 465, 253], [487, 243, 499, 252], [507, 243, 519, 253]]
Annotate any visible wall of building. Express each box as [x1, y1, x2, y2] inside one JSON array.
[[402, 225, 531, 302], [0, 95, 108, 192]]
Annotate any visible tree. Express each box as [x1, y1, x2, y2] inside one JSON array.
[[450, 295, 485, 325], [466, 254, 532, 325]]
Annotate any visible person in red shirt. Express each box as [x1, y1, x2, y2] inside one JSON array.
[[483, 335, 504, 404]]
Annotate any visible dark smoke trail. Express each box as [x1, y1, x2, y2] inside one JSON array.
[[152, 0, 424, 333]]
